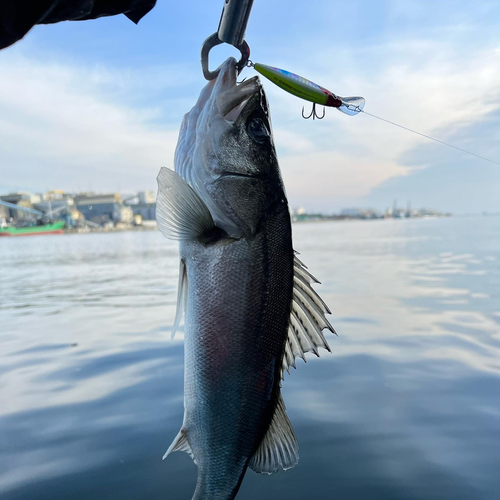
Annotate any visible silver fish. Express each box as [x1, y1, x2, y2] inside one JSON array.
[[156, 57, 334, 500]]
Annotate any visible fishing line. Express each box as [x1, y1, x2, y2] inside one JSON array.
[[248, 61, 499, 167], [358, 109, 500, 167]]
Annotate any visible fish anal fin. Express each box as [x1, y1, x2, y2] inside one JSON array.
[[162, 427, 196, 464], [249, 393, 299, 474], [171, 259, 188, 339]]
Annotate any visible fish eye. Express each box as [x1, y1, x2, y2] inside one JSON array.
[[247, 117, 269, 143]]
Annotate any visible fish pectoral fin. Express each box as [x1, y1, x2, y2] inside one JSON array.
[[171, 259, 188, 340], [249, 393, 299, 474], [282, 254, 336, 377], [156, 167, 216, 242], [163, 428, 196, 464]]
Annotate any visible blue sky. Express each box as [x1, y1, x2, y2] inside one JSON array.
[[1, 0, 499, 213]]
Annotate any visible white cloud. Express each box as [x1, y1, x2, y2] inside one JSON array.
[[1, 32, 500, 209], [264, 37, 500, 208], [0, 53, 182, 193], [281, 151, 406, 200], [273, 128, 316, 154]]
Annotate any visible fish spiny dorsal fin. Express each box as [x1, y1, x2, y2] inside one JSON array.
[[281, 254, 336, 377], [249, 393, 299, 474], [162, 428, 197, 464], [171, 259, 188, 340], [156, 167, 216, 242]]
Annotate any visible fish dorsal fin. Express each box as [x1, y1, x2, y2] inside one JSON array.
[[171, 259, 188, 340], [162, 428, 196, 464], [249, 393, 299, 474], [156, 167, 215, 241], [282, 254, 336, 376]]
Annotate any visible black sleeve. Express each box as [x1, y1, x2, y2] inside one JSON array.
[[0, 0, 157, 50]]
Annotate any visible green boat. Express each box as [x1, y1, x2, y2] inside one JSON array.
[[0, 221, 65, 237]]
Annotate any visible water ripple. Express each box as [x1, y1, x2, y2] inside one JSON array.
[[1, 219, 500, 499]]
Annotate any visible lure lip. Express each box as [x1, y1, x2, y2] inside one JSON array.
[[338, 96, 365, 116]]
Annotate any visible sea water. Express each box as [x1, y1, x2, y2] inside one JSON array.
[[1, 216, 499, 500]]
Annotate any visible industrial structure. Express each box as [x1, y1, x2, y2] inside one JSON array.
[[1, 188, 451, 236], [74, 193, 134, 226], [0, 189, 158, 236], [125, 190, 156, 222]]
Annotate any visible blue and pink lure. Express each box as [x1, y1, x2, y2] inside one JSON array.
[[251, 62, 365, 118]]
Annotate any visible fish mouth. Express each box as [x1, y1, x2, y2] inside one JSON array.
[[220, 77, 261, 122], [215, 58, 261, 121], [218, 171, 267, 181]]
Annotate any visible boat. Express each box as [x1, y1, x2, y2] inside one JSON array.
[[0, 221, 65, 237]]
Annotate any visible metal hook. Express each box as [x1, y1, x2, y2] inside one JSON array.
[[200, 0, 254, 81], [302, 103, 325, 120], [201, 32, 250, 80]]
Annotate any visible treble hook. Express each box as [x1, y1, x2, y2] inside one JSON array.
[[301, 103, 325, 120]]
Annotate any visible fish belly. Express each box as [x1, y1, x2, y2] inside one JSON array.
[[181, 219, 293, 499]]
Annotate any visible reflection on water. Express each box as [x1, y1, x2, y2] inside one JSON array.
[[1, 218, 499, 499]]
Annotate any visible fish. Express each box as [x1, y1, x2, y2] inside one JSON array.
[[156, 57, 335, 500]]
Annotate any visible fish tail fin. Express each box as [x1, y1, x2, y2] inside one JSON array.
[[191, 466, 248, 500], [156, 167, 217, 242]]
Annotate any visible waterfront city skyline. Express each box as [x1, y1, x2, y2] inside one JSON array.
[[1, 1, 500, 213]]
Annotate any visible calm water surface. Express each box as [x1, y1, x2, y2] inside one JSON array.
[[1, 217, 499, 500]]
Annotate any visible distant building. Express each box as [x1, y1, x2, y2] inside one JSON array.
[[0, 193, 35, 221], [119, 205, 134, 224], [74, 193, 130, 225], [0, 193, 29, 205], [340, 208, 364, 217], [405, 201, 411, 218], [340, 208, 382, 219], [130, 203, 156, 221], [34, 198, 74, 216], [138, 191, 156, 205], [43, 190, 66, 201], [126, 192, 156, 221], [33, 197, 79, 227]]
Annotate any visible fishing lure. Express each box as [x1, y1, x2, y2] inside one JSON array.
[[249, 62, 365, 119], [200, 5, 500, 166]]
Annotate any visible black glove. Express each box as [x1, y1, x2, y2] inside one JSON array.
[[0, 0, 157, 50]]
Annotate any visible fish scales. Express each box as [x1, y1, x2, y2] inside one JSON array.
[[183, 211, 293, 498], [156, 57, 333, 500]]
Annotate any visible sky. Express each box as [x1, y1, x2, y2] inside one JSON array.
[[1, 0, 500, 213]]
